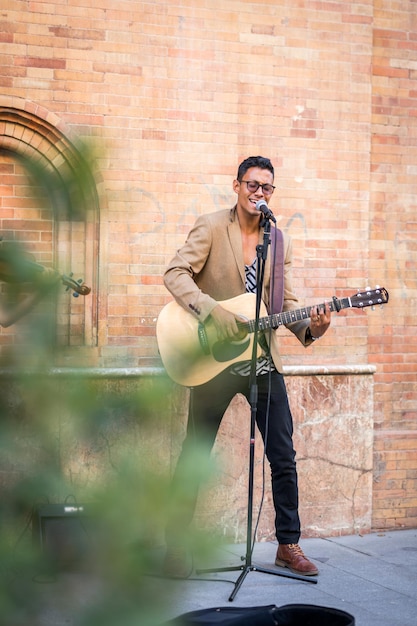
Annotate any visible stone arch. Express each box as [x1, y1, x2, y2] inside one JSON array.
[[0, 97, 99, 351]]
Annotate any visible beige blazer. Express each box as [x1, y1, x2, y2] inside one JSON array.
[[164, 207, 312, 373]]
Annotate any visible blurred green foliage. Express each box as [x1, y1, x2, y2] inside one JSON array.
[[0, 348, 217, 625], [0, 140, 218, 625]]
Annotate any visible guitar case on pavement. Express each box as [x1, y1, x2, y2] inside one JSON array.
[[168, 603, 355, 626]]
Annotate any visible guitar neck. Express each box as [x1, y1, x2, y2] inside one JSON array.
[[244, 296, 352, 334]]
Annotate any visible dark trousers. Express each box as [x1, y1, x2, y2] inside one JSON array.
[[166, 369, 300, 546]]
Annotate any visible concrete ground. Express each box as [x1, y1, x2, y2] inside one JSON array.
[[9, 528, 417, 626], [161, 529, 417, 626]]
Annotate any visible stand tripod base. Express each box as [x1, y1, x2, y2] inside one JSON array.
[[196, 562, 317, 602]]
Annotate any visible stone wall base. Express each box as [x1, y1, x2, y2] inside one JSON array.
[[0, 366, 374, 543]]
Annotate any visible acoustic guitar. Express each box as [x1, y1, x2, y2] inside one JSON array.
[[156, 287, 389, 387]]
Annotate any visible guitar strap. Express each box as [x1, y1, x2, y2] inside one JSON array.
[[269, 226, 284, 314]]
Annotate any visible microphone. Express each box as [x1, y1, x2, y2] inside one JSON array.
[[256, 199, 276, 223]]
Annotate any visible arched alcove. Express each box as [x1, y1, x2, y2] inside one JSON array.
[[0, 100, 99, 351]]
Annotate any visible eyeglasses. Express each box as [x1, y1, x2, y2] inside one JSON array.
[[240, 180, 276, 195]]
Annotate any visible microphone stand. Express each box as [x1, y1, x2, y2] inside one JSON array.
[[196, 217, 317, 601]]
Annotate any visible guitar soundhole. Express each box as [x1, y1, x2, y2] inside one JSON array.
[[212, 338, 250, 363], [198, 322, 210, 355]]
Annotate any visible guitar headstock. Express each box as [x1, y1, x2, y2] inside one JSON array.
[[350, 287, 389, 309], [61, 273, 91, 297]]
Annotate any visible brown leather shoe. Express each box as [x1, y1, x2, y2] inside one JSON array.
[[275, 543, 319, 576]]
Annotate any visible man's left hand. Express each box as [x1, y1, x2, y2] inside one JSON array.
[[309, 302, 331, 339]]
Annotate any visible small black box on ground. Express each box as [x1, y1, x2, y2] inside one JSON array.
[[32, 503, 94, 570]]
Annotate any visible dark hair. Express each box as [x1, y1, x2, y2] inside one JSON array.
[[237, 156, 274, 181]]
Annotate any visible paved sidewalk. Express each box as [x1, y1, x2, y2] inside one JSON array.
[[162, 529, 417, 626], [13, 528, 417, 625]]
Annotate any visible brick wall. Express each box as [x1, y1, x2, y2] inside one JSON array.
[[0, 0, 416, 532], [370, 4, 417, 530]]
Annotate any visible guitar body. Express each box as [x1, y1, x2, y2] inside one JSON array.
[[156, 293, 267, 387]]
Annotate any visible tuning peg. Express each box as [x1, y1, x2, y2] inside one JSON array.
[[65, 272, 73, 291]]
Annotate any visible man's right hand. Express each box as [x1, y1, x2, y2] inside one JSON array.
[[209, 304, 247, 342]]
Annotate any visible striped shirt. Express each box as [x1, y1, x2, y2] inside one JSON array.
[[230, 258, 275, 377]]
